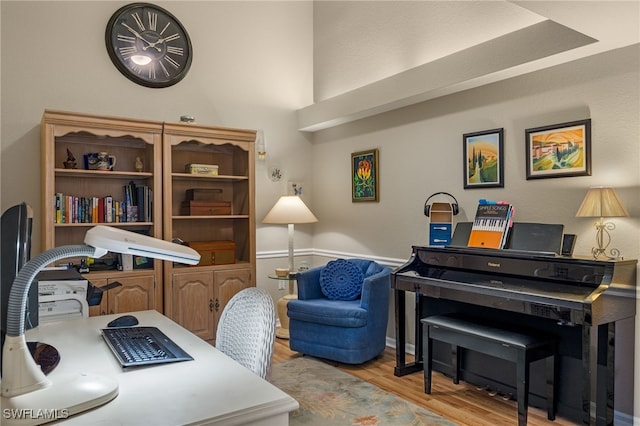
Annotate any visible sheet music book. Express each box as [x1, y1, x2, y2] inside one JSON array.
[[467, 203, 513, 249]]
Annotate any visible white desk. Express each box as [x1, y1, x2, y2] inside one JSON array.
[[1, 310, 298, 425]]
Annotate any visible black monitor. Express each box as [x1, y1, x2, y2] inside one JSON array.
[[1, 202, 37, 340]]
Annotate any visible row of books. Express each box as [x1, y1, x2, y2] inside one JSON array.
[[467, 200, 514, 249], [53, 183, 152, 224]]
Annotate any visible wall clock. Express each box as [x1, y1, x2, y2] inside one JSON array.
[[105, 3, 192, 88]]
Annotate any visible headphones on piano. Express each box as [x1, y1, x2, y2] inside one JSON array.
[[424, 192, 459, 217]]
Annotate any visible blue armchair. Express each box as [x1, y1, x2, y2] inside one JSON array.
[[287, 259, 392, 364]]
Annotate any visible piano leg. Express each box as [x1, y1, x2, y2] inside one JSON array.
[[393, 288, 424, 376], [583, 321, 615, 426], [582, 321, 593, 425], [595, 322, 615, 426]]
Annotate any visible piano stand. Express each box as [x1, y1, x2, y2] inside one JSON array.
[[422, 314, 558, 426]]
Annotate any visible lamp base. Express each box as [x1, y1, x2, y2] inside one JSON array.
[[1, 372, 119, 425], [276, 293, 297, 339], [592, 221, 623, 260], [2, 335, 118, 425]]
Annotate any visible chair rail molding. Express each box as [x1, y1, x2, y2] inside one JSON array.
[[257, 248, 405, 269]]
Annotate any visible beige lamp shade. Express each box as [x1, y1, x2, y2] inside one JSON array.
[[575, 187, 629, 218], [262, 196, 318, 224]]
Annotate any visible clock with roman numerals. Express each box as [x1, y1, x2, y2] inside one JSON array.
[[106, 3, 192, 88]]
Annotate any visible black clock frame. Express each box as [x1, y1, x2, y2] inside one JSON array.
[[105, 2, 192, 88]]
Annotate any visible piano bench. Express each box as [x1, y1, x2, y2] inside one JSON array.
[[421, 314, 557, 426]]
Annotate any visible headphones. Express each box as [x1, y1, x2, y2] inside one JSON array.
[[424, 192, 459, 217]]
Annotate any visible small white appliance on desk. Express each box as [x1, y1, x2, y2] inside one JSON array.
[[37, 270, 89, 324]]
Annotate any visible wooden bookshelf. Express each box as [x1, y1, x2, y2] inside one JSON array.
[[162, 121, 256, 344], [41, 111, 257, 339], [41, 110, 163, 315]]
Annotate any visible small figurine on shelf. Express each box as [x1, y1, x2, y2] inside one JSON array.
[[63, 148, 77, 169], [135, 156, 144, 172]]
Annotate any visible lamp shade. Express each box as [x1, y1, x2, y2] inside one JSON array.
[[262, 196, 318, 224], [576, 187, 629, 218]]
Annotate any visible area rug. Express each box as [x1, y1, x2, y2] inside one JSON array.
[[269, 357, 457, 426]]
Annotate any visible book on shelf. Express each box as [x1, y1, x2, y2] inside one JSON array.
[[53, 188, 152, 224], [467, 201, 514, 249]]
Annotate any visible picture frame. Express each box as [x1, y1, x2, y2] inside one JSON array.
[[525, 119, 591, 179], [351, 148, 379, 202], [463, 128, 504, 189], [287, 181, 303, 197]]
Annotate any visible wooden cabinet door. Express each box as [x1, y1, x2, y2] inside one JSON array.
[[108, 276, 155, 315], [88, 275, 155, 316], [172, 271, 215, 341], [213, 268, 251, 333]]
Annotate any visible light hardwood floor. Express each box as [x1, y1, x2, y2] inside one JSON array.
[[272, 338, 577, 426]]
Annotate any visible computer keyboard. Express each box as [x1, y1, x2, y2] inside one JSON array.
[[102, 326, 193, 368]]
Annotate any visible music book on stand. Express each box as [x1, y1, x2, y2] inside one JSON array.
[[467, 202, 513, 249]]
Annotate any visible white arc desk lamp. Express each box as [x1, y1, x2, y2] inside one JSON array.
[[1, 226, 199, 425]]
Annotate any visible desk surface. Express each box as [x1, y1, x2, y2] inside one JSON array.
[[3, 310, 297, 425]]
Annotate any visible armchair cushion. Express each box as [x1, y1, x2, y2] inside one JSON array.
[[286, 299, 367, 327], [319, 259, 364, 301]]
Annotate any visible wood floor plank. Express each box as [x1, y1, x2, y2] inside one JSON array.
[[272, 339, 577, 425]]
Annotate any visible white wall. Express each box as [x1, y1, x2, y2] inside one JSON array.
[[0, 0, 314, 251], [311, 47, 639, 261], [309, 44, 640, 422], [0, 0, 314, 307]]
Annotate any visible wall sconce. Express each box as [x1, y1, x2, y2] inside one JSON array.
[[256, 129, 266, 161], [575, 186, 629, 259]]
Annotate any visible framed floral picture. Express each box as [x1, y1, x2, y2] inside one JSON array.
[[463, 128, 504, 189], [525, 119, 591, 179], [351, 149, 379, 202]]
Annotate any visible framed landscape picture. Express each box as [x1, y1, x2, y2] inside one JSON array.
[[463, 128, 504, 189], [351, 148, 379, 202], [526, 119, 591, 179]]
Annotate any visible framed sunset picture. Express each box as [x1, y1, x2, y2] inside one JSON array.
[[526, 119, 591, 179], [463, 128, 504, 189]]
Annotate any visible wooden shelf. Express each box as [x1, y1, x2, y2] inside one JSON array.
[[171, 172, 248, 181], [55, 168, 153, 179]]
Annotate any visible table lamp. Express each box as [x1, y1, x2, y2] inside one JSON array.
[[2, 226, 199, 424], [262, 196, 317, 338], [575, 186, 629, 259]]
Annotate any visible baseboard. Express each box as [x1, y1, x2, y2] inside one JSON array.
[[615, 411, 634, 426]]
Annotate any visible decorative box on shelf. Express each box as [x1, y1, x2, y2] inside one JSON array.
[[185, 163, 219, 176], [185, 188, 223, 201], [180, 201, 232, 215], [187, 241, 236, 266]]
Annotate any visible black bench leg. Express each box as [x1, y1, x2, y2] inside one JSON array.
[[546, 351, 557, 421], [424, 332, 433, 394], [451, 344, 460, 385], [516, 351, 529, 426]]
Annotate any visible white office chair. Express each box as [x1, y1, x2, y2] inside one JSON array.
[[215, 287, 276, 379]]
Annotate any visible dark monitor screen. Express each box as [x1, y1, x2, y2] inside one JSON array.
[[1, 202, 36, 335]]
